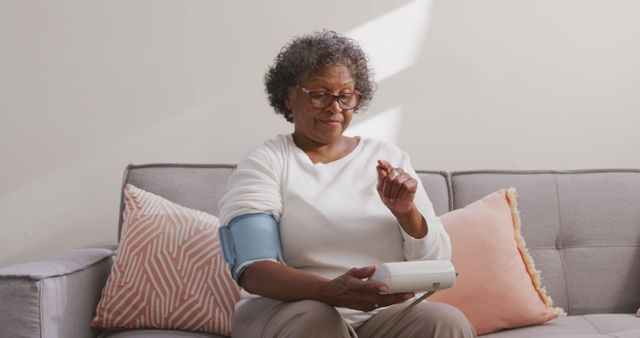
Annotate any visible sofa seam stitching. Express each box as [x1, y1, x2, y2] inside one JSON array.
[[581, 315, 603, 334], [530, 245, 640, 249], [447, 172, 453, 211], [126, 163, 238, 169], [554, 173, 572, 315], [118, 164, 132, 242], [451, 169, 640, 175], [38, 279, 43, 338], [0, 253, 114, 281]]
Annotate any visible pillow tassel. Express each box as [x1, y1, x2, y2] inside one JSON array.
[[506, 187, 567, 317]]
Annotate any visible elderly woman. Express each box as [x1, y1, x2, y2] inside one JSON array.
[[218, 31, 476, 338]]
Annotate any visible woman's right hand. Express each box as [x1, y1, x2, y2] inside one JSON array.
[[323, 265, 415, 312]]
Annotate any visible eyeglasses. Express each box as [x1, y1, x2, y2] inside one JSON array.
[[296, 85, 362, 110]]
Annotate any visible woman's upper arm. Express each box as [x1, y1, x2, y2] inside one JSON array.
[[218, 142, 284, 226]]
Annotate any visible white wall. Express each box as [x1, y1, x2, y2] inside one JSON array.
[[1, 0, 639, 268]]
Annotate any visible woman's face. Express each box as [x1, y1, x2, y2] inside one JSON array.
[[285, 65, 356, 146]]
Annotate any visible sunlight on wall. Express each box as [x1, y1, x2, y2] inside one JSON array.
[[346, 106, 403, 144], [346, 0, 432, 83], [346, 0, 432, 146]]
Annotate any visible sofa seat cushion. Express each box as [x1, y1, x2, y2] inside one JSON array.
[[481, 314, 640, 337], [98, 328, 226, 338]]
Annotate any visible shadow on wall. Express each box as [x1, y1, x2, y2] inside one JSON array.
[[0, 0, 417, 267]]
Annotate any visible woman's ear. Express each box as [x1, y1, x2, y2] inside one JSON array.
[[284, 95, 291, 110], [284, 88, 294, 110]]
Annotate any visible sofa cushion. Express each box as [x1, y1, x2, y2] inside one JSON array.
[[416, 170, 451, 216], [481, 314, 640, 338], [450, 170, 640, 315], [429, 188, 563, 335], [0, 248, 114, 338], [92, 184, 240, 336]]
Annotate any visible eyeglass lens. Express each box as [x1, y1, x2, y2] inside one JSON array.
[[308, 92, 360, 109]]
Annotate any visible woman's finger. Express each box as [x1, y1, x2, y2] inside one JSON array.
[[389, 175, 409, 201], [384, 167, 405, 199], [376, 168, 387, 194], [397, 182, 410, 201], [377, 160, 392, 176], [398, 178, 417, 201], [384, 160, 394, 172], [346, 265, 376, 279], [362, 280, 389, 293], [382, 175, 393, 201]]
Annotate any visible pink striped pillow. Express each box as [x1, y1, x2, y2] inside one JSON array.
[[90, 184, 240, 335]]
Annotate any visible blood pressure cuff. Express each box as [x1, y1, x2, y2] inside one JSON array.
[[217, 213, 283, 284]]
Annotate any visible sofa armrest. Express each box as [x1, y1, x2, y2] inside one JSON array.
[[0, 248, 114, 338]]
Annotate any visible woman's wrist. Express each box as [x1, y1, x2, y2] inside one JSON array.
[[392, 204, 428, 238], [316, 279, 336, 305]]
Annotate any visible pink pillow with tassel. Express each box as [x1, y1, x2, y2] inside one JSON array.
[[429, 188, 565, 335]]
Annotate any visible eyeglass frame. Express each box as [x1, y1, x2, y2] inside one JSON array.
[[295, 85, 362, 110]]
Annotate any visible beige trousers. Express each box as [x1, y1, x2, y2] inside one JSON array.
[[231, 297, 477, 338]]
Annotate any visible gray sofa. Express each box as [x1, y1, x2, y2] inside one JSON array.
[[1, 164, 639, 338]]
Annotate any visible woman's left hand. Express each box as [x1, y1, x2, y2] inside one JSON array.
[[376, 160, 418, 214]]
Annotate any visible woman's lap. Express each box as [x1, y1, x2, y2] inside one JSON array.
[[231, 298, 476, 338], [356, 301, 477, 338], [231, 297, 351, 338]]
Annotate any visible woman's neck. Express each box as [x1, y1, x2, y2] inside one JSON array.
[[292, 134, 358, 164]]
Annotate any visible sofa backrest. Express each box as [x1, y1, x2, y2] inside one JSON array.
[[416, 170, 452, 216], [119, 164, 640, 316], [451, 169, 640, 315], [120, 164, 236, 240], [119, 165, 452, 241]]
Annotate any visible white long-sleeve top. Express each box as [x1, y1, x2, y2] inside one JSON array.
[[218, 134, 451, 327]]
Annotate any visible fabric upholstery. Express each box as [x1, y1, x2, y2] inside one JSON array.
[[0, 278, 41, 338], [481, 314, 640, 338], [451, 170, 640, 315], [416, 171, 451, 216], [480, 315, 599, 337], [0, 248, 113, 338], [580, 314, 640, 333], [555, 172, 640, 314]]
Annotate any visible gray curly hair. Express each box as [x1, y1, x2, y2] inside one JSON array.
[[264, 30, 376, 123]]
